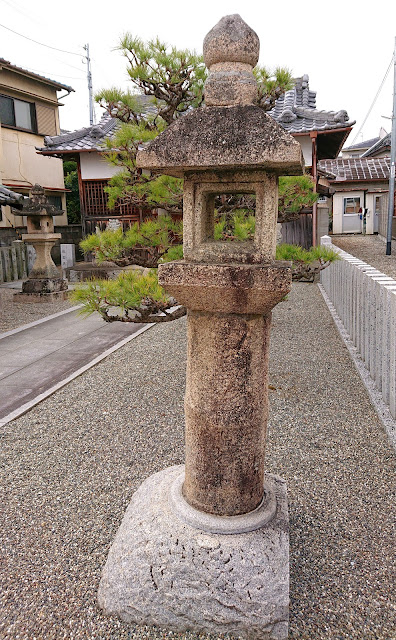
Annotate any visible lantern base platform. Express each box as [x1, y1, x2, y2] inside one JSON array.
[[98, 465, 289, 640], [14, 290, 69, 303]]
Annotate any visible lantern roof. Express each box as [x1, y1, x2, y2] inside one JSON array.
[[137, 15, 304, 178]]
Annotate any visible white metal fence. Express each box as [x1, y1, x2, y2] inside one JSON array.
[[320, 239, 396, 419]]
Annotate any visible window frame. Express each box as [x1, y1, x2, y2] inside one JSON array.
[[343, 196, 361, 216], [0, 93, 37, 133]]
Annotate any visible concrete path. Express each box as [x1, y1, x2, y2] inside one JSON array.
[[0, 307, 151, 425]]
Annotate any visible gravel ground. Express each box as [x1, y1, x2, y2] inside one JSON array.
[[332, 234, 396, 280], [0, 288, 74, 333], [1, 283, 395, 639]]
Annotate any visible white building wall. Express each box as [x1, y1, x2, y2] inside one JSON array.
[[332, 191, 380, 235], [0, 126, 67, 227], [332, 191, 364, 234], [80, 152, 121, 180], [365, 193, 376, 235], [297, 136, 312, 167]]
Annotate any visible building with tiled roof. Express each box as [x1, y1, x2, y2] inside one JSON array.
[[43, 113, 118, 154], [341, 128, 389, 158], [0, 58, 74, 233], [319, 158, 390, 182], [38, 76, 354, 241], [318, 157, 391, 235], [268, 75, 354, 162], [361, 133, 391, 158], [0, 58, 74, 94], [341, 136, 381, 158]]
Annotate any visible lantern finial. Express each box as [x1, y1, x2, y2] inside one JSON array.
[[203, 14, 260, 107]]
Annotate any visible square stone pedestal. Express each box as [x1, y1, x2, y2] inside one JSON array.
[[14, 291, 69, 303], [14, 277, 68, 303], [98, 465, 289, 640]]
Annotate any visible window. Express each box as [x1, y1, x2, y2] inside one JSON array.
[[343, 197, 361, 215], [82, 180, 142, 219], [0, 94, 36, 132], [47, 195, 63, 211]]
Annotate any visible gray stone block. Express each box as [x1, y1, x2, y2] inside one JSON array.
[[60, 243, 75, 270], [27, 244, 36, 273], [99, 465, 289, 640], [10, 246, 18, 280], [320, 235, 332, 246], [382, 284, 396, 404], [389, 291, 396, 418]]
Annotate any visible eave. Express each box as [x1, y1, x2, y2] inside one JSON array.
[[0, 59, 74, 93], [316, 127, 353, 160], [329, 177, 390, 185]]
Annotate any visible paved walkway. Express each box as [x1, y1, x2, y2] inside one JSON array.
[[0, 307, 150, 425]]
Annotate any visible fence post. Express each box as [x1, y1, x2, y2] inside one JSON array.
[[389, 290, 396, 418]]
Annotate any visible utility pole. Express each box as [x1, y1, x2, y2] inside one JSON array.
[[83, 43, 95, 126], [386, 37, 396, 255]]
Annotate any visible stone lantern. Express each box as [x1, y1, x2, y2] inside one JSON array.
[[99, 15, 304, 640], [17, 184, 67, 301]]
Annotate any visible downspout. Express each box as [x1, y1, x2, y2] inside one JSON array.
[[76, 157, 86, 240], [310, 131, 318, 246], [57, 89, 74, 101]]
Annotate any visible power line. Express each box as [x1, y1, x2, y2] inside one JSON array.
[[0, 21, 83, 57], [23, 66, 86, 81], [0, 0, 43, 28], [351, 55, 394, 144]]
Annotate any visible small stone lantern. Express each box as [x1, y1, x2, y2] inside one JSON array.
[[99, 15, 304, 640], [16, 184, 67, 301]]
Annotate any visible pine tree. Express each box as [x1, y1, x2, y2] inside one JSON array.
[[95, 35, 295, 215], [71, 36, 325, 322]]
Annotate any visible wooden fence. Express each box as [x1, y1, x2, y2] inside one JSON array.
[[281, 212, 313, 249]]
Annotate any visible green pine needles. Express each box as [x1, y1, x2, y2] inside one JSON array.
[[80, 216, 182, 268], [94, 35, 298, 218], [275, 243, 339, 281], [73, 211, 339, 322], [71, 270, 184, 323]]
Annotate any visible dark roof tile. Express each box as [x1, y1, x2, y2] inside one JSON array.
[[361, 133, 391, 157], [343, 136, 380, 151], [269, 74, 354, 134]]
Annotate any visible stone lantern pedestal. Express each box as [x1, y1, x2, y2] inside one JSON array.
[[15, 184, 68, 302], [98, 15, 304, 640]]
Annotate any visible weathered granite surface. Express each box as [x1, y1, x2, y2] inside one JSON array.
[[98, 466, 290, 640], [158, 262, 291, 313], [136, 106, 303, 176], [17, 185, 68, 300], [101, 14, 304, 638]]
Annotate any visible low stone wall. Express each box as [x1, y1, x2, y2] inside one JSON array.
[[321, 243, 396, 418], [0, 241, 29, 282]]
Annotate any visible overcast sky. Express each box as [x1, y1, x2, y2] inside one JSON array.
[[0, 0, 395, 146]]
